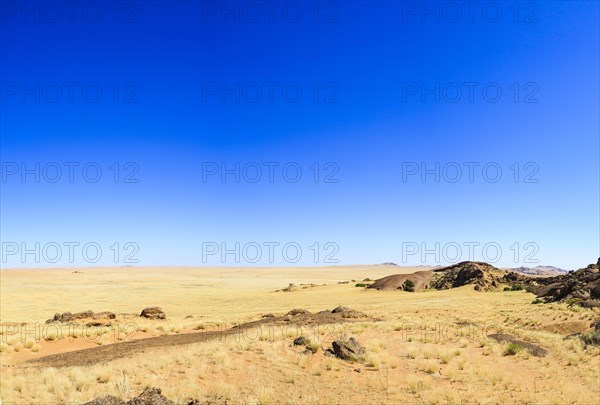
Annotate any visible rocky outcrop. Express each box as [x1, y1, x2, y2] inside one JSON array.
[[526, 259, 600, 305], [127, 387, 173, 405], [286, 308, 311, 316], [331, 306, 367, 318], [84, 387, 185, 405], [430, 261, 529, 292], [46, 310, 116, 324], [330, 338, 365, 362], [140, 307, 166, 320]]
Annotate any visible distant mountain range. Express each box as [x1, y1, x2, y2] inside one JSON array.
[[508, 265, 569, 276]]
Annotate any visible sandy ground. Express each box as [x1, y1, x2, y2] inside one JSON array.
[[1, 266, 599, 404]]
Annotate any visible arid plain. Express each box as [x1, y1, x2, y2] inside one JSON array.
[[1, 265, 599, 404]]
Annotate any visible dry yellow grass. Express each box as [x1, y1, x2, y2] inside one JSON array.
[[1, 266, 599, 404]]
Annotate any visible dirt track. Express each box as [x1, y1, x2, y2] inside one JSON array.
[[25, 311, 369, 368]]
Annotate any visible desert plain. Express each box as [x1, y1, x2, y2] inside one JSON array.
[[0, 264, 599, 404]]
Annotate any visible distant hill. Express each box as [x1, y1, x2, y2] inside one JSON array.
[[368, 261, 527, 292], [367, 259, 600, 307], [509, 265, 569, 276], [367, 270, 433, 291], [430, 261, 525, 291]]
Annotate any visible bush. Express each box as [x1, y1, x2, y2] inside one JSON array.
[[504, 285, 524, 291], [531, 299, 543, 304], [503, 343, 522, 356], [503, 287, 511, 291], [566, 298, 583, 307], [403, 279, 415, 292], [355, 283, 368, 288], [580, 331, 600, 346]]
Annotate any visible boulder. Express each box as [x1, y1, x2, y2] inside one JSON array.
[[331, 337, 365, 362], [140, 307, 166, 320], [84, 396, 125, 405], [127, 387, 173, 405], [293, 336, 307, 346], [286, 308, 310, 316], [331, 306, 367, 319], [95, 311, 116, 320], [331, 306, 352, 314], [73, 310, 95, 319]]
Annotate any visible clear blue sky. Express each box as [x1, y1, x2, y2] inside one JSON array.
[[1, 1, 598, 269]]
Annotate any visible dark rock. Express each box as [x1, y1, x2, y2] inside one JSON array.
[[60, 312, 74, 322], [127, 387, 173, 405], [286, 308, 310, 316], [86, 321, 110, 327], [293, 336, 307, 346], [527, 259, 600, 304], [282, 283, 297, 292], [84, 396, 126, 405], [95, 311, 116, 320], [331, 306, 368, 319], [140, 307, 166, 320], [331, 337, 366, 362], [73, 310, 95, 319]]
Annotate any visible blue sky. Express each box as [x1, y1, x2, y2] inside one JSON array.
[[1, 1, 598, 269]]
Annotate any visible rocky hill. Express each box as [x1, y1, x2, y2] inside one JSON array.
[[367, 259, 600, 306], [368, 261, 528, 292], [429, 261, 527, 291], [526, 258, 600, 306]]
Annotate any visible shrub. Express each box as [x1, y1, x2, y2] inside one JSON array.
[[580, 331, 600, 346], [306, 340, 320, 353], [567, 298, 583, 307], [403, 279, 415, 292], [503, 343, 522, 356], [355, 283, 368, 288], [531, 299, 543, 304]]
